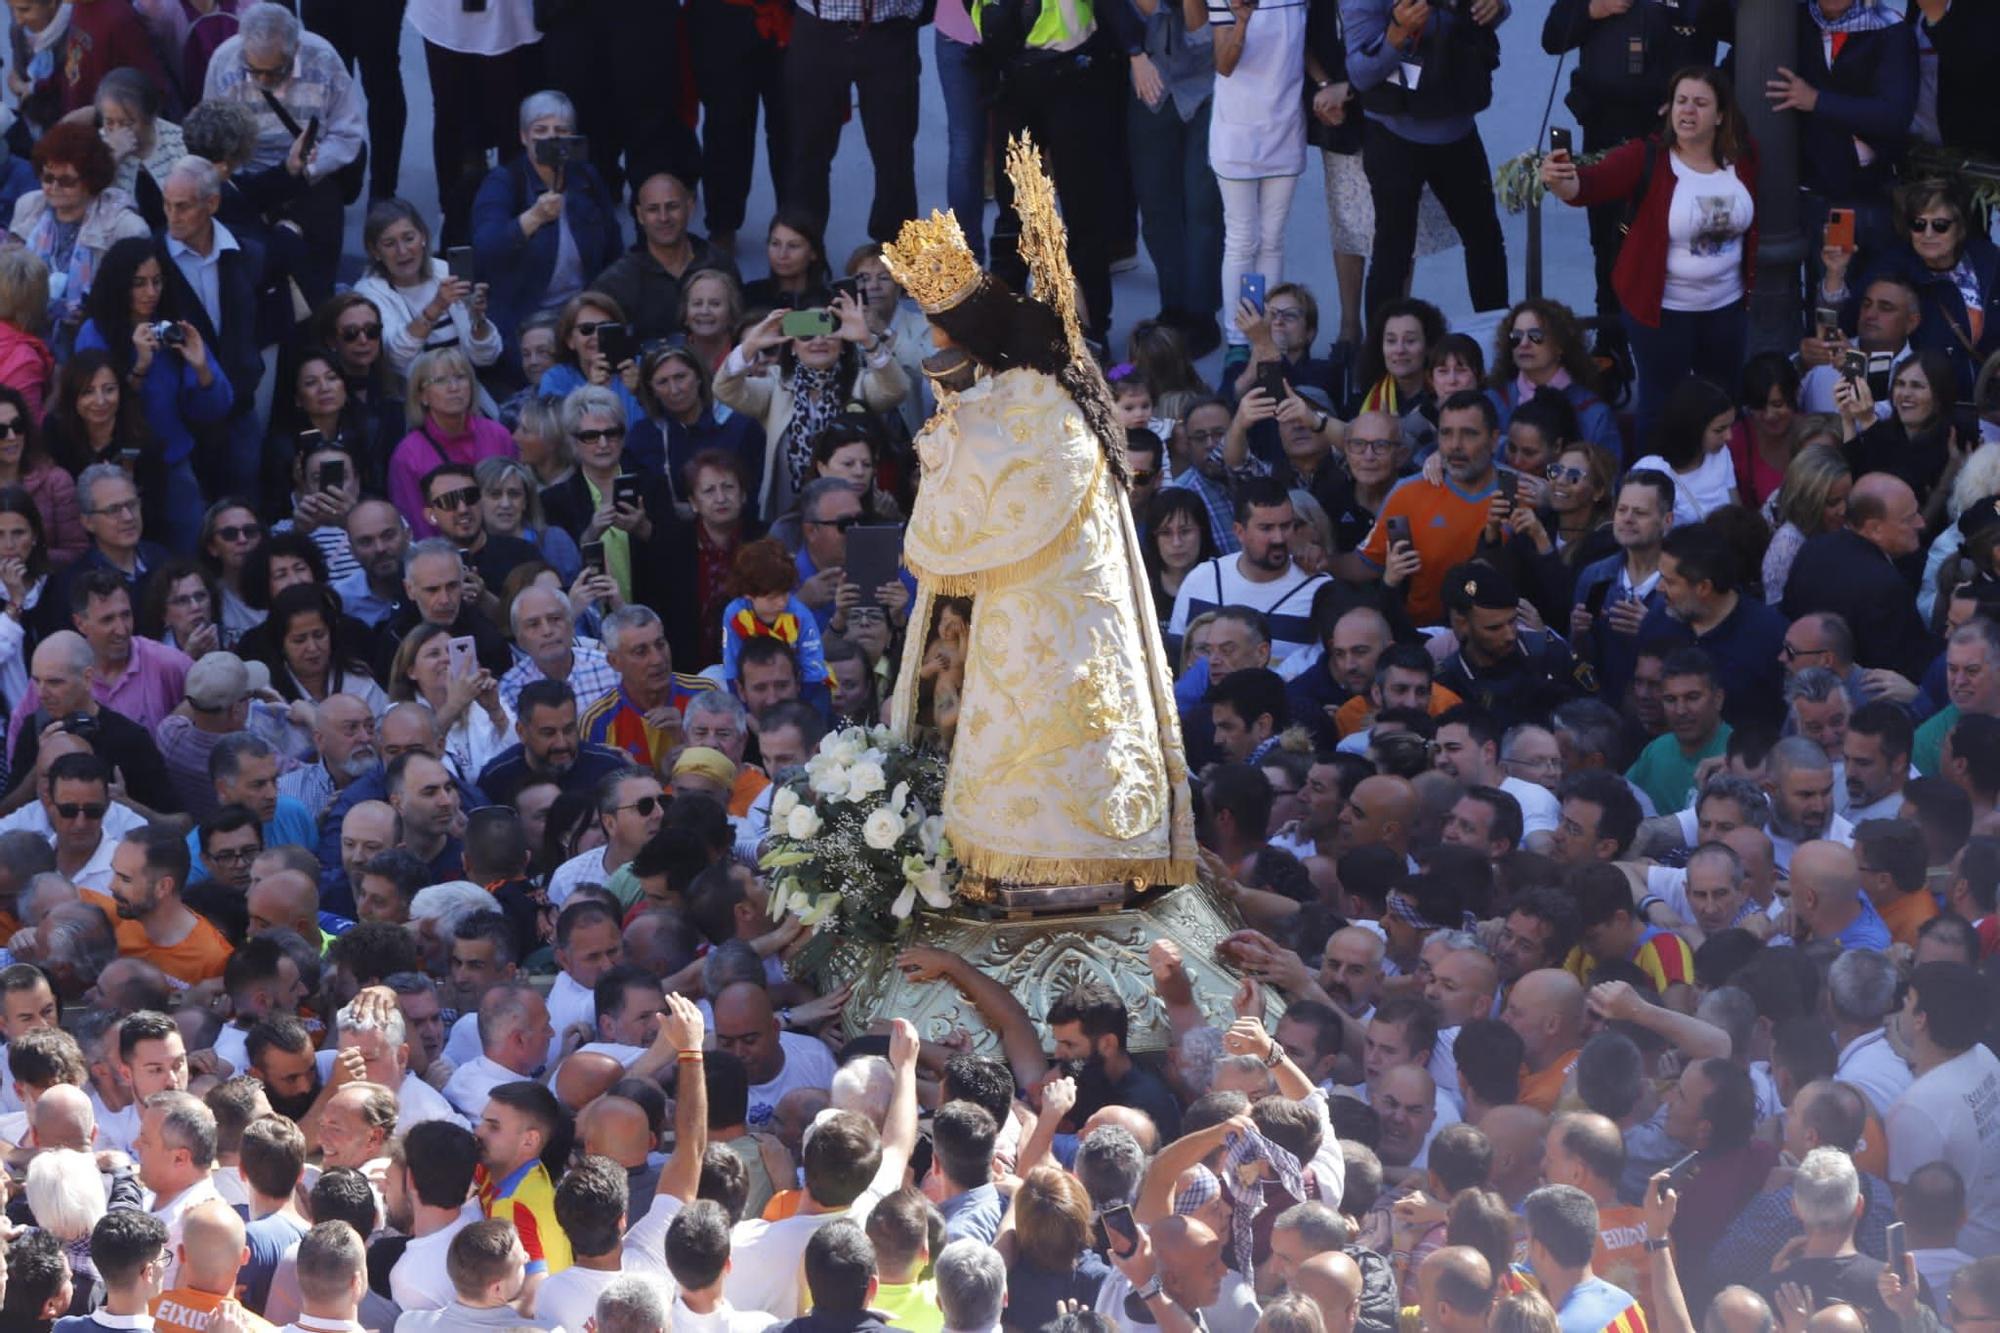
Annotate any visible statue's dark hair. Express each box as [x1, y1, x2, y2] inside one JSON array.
[[929, 275, 1131, 486]]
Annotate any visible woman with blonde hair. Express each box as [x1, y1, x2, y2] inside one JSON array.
[[389, 618, 514, 782], [1760, 444, 1852, 609], [0, 247, 53, 417], [1256, 1295, 1326, 1333], [386, 346, 515, 536], [476, 456, 582, 583]]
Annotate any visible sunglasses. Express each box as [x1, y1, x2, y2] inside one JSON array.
[[575, 320, 617, 337], [575, 427, 627, 445], [339, 322, 384, 343], [215, 523, 263, 543], [53, 802, 108, 820], [1911, 217, 1957, 235], [0, 419, 24, 439], [808, 514, 860, 531], [428, 485, 482, 512], [619, 795, 665, 818], [1508, 327, 1547, 346], [1546, 463, 1587, 483], [39, 171, 80, 189]]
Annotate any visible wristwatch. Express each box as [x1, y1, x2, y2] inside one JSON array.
[[1645, 1238, 1671, 1252], [1136, 1275, 1165, 1302]]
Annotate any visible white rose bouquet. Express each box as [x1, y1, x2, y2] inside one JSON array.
[[760, 726, 958, 962]]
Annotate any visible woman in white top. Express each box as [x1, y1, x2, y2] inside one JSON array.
[[389, 622, 514, 784], [1542, 67, 1756, 451], [1190, 0, 1306, 348], [1628, 377, 1740, 525], [351, 198, 504, 383]]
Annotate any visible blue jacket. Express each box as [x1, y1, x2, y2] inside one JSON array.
[[1791, 19, 1915, 203], [75, 319, 234, 465], [1487, 379, 1624, 463], [1845, 235, 2000, 395], [471, 155, 623, 367], [1572, 552, 1666, 710]]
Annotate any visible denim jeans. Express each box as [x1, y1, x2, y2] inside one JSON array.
[[1623, 301, 1749, 450], [1128, 91, 1222, 319], [934, 30, 989, 263]]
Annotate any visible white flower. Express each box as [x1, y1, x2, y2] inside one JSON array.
[[786, 805, 824, 840], [913, 863, 954, 910], [862, 807, 904, 851], [918, 814, 947, 857], [769, 879, 793, 920], [800, 893, 838, 927], [848, 761, 887, 800], [869, 725, 898, 748], [771, 786, 799, 820], [890, 882, 917, 919], [889, 781, 911, 818], [814, 767, 851, 801]]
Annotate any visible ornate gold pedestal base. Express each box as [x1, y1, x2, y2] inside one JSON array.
[[816, 882, 1275, 1054]]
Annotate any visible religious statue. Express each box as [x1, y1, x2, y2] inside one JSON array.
[[880, 138, 1197, 895]]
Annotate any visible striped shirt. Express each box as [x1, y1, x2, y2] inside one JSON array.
[[579, 676, 717, 770], [476, 1158, 572, 1275]]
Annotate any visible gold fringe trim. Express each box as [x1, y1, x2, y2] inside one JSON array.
[[904, 460, 1104, 598], [956, 834, 1197, 891]]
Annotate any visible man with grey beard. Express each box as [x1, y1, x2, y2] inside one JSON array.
[[279, 693, 381, 822]]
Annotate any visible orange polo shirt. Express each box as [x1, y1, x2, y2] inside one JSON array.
[[81, 889, 232, 985], [1876, 889, 1938, 948], [730, 765, 772, 818], [1332, 683, 1465, 738], [1518, 1048, 1580, 1113]]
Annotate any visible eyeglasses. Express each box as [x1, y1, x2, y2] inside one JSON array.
[[1504, 755, 1563, 772], [1188, 427, 1229, 445], [0, 419, 24, 439], [1347, 437, 1396, 455], [1546, 463, 1587, 483], [1508, 327, 1547, 346], [1780, 641, 1829, 661], [575, 321, 616, 337], [428, 486, 482, 512], [88, 498, 140, 518], [209, 846, 260, 864], [1912, 217, 1958, 235], [807, 514, 860, 531], [619, 796, 665, 818], [575, 427, 627, 444], [53, 802, 107, 821], [215, 522, 263, 543], [168, 591, 210, 609], [1267, 307, 1306, 325], [339, 322, 383, 343], [243, 56, 290, 83], [38, 171, 80, 189]]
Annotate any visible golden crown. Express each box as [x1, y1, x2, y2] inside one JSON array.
[[882, 210, 983, 314]]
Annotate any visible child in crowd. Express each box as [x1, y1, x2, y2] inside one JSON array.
[[720, 537, 829, 691]]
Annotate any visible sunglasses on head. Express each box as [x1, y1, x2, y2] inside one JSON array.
[[339, 322, 383, 343], [576, 426, 627, 445], [54, 802, 107, 820], [1508, 327, 1547, 346], [428, 485, 482, 512], [1912, 217, 1957, 235], [215, 523, 263, 543]]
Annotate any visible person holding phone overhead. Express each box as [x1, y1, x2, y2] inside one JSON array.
[[352, 198, 502, 383], [1542, 67, 1756, 450]]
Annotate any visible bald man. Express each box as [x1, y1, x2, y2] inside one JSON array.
[[1783, 472, 1934, 680], [1479, 1104, 1551, 1207], [154, 1199, 259, 1331], [1791, 840, 1890, 950], [1291, 1250, 1364, 1333], [552, 1050, 625, 1112], [1152, 1215, 1229, 1316], [1543, 1112, 1654, 1315], [1501, 970, 1585, 1112], [247, 870, 322, 942], [10, 631, 179, 816], [1081, 1105, 1160, 1156], [711, 982, 837, 1129], [1374, 1063, 1440, 1172], [1416, 1246, 1494, 1333], [579, 1094, 662, 1202], [1710, 1286, 1778, 1333], [31, 1082, 94, 1150], [1340, 775, 1417, 859]]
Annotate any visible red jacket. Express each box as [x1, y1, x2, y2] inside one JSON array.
[[1568, 134, 1759, 328]]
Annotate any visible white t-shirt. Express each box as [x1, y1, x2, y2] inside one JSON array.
[[723, 1149, 903, 1318], [547, 846, 612, 909], [151, 1176, 224, 1288], [1205, 0, 1307, 179], [1662, 155, 1754, 312], [746, 1034, 839, 1131], [407, 1, 541, 61], [442, 1053, 529, 1119], [538, 1263, 670, 1333], [1888, 1043, 2000, 1255], [1838, 1028, 1915, 1118], [390, 1207, 479, 1312], [1500, 775, 1561, 839], [545, 970, 597, 1067], [1629, 449, 1736, 525], [1166, 556, 1330, 662]]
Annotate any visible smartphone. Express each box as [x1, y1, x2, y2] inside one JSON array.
[[1841, 349, 1867, 382], [581, 540, 606, 576], [1386, 515, 1414, 548], [595, 323, 636, 370], [1256, 362, 1289, 405], [613, 474, 643, 510], [1626, 34, 1645, 75], [446, 246, 475, 283], [1825, 207, 1856, 253], [1239, 272, 1267, 315], [1660, 1150, 1702, 1196], [117, 447, 141, 469], [1549, 126, 1573, 157], [845, 524, 906, 602], [1497, 470, 1520, 506], [1583, 579, 1611, 617], [1886, 1222, 1907, 1274], [781, 308, 838, 339], [318, 456, 346, 492], [830, 277, 861, 307], [531, 134, 589, 168], [1101, 1204, 1140, 1259], [302, 114, 320, 158], [447, 635, 478, 678], [1815, 306, 1843, 344]]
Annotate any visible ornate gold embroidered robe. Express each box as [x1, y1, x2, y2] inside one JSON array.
[[890, 367, 1196, 886]]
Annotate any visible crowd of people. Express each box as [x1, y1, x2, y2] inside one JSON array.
[[0, 1, 1991, 1333]]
